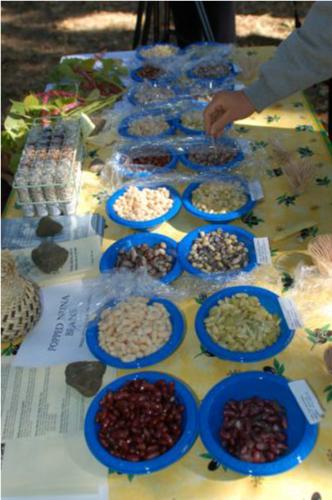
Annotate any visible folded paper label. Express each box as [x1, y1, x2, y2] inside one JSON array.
[[248, 180, 264, 201], [288, 379, 324, 424], [254, 237, 271, 264], [278, 296, 303, 329]]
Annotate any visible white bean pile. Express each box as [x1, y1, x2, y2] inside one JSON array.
[[98, 297, 172, 362], [113, 186, 173, 221], [191, 182, 247, 214], [205, 293, 280, 352], [181, 110, 204, 131], [128, 116, 170, 136]]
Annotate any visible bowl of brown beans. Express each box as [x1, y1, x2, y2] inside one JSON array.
[[99, 232, 182, 284], [131, 64, 175, 83], [177, 224, 257, 280], [84, 371, 199, 474], [187, 61, 235, 82], [114, 145, 178, 178], [199, 371, 318, 476], [179, 138, 244, 172]]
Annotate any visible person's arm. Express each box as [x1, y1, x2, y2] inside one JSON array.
[[245, 1, 332, 111], [205, 1, 332, 136]]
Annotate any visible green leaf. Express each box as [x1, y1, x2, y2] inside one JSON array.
[[86, 88, 101, 101], [127, 474, 135, 482], [23, 94, 40, 110], [200, 452, 213, 460], [273, 358, 285, 376], [324, 385, 332, 393]]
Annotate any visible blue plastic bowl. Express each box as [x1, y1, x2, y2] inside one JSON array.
[[118, 110, 176, 140], [179, 139, 244, 172], [84, 371, 199, 474], [174, 101, 208, 136], [113, 145, 178, 179], [187, 62, 236, 84], [86, 297, 185, 368], [199, 371, 318, 476], [106, 184, 182, 231], [127, 84, 179, 107], [177, 224, 257, 280], [195, 286, 295, 362], [136, 43, 181, 61], [182, 178, 255, 223], [130, 67, 176, 84], [99, 232, 182, 284]]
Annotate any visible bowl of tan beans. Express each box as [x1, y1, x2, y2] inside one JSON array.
[[182, 178, 255, 223], [195, 285, 295, 362], [85, 296, 185, 368], [106, 184, 182, 230]]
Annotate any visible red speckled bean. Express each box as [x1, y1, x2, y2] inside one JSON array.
[[96, 379, 183, 462], [219, 396, 288, 463]]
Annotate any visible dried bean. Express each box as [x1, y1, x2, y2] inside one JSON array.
[[188, 145, 237, 167], [96, 379, 184, 461], [188, 229, 248, 273], [219, 396, 288, 463], [192, 62, 230, 79], [116, 242, 174, 278], [136, 65, 166, 80]]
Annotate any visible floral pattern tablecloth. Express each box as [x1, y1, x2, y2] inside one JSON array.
[[3, 46, 332, 500]]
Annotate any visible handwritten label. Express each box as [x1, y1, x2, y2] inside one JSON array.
[[278, 296, 303, 329], [288, 380, 324, 424], [254, 237, 272, 264], [248, 180, 264, 201]]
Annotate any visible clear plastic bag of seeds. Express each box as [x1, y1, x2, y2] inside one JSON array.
[[126, 81, 180, 107]]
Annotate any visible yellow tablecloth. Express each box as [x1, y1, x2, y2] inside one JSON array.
[[3, 46, 332, 499]]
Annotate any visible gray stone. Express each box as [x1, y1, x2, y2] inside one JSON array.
[[65, 361, 106, 397]]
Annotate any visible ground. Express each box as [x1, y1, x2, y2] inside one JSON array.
[[1, 1, 328, 125]]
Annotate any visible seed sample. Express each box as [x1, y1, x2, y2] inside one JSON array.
[[204, 293, 280, 351], [220, 396, 288, 463], [188, 229, 248, 273], [96, 378, 184, 461], [116, 242, 174, 278]]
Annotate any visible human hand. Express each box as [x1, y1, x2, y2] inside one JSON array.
[[204, 90, 256, 137]]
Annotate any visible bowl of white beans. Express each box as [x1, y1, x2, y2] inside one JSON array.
[[106, 184, 182, 231], [195, 286, 295, 362], [136, 43, 180, 61], [86, 296, 185, 368], [118, 110, 176, 140]]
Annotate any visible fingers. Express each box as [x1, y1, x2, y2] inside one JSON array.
[[204, 93, 225, 135], [210, 111, 232, 138]]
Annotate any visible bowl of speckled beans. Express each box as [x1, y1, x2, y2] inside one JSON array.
[[179, 139, 244, 172], [177, 224, 257, 280]]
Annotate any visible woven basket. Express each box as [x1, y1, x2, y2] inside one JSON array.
[[1, 250, 41, 343], [308, 234, 332, 277]]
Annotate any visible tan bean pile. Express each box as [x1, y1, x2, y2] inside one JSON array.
[[113, 186, 173, 221], [188, 229, 248, 273], [128, 116, 170, 136], [98, 297, 172, 362], [205, 293, 280, 351], [191, 182, 247, 214], [140, 45, 177, 58]]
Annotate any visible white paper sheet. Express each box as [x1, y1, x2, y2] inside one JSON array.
[[13, 280, 95, 367]]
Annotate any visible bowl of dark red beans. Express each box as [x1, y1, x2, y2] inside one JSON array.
[[199, 371, 318, 476], [84, 371, 199, 474], [114, 145, 178, 178]]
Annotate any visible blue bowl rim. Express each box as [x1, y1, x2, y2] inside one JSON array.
[[84, 370, 199, 474], [105, 184, 182, 230], [86, 296, 186, 368], [182, 179, 255, 223], [195, 285, 295, 362], [112, 144, 178, 179], [199, 371, 319, 476], [99, 232, 183, 284], [118, 110, 176, 140], [136, 43, 181, 61], [177, 223, 257, 280], [179, 138, 244, 171]]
